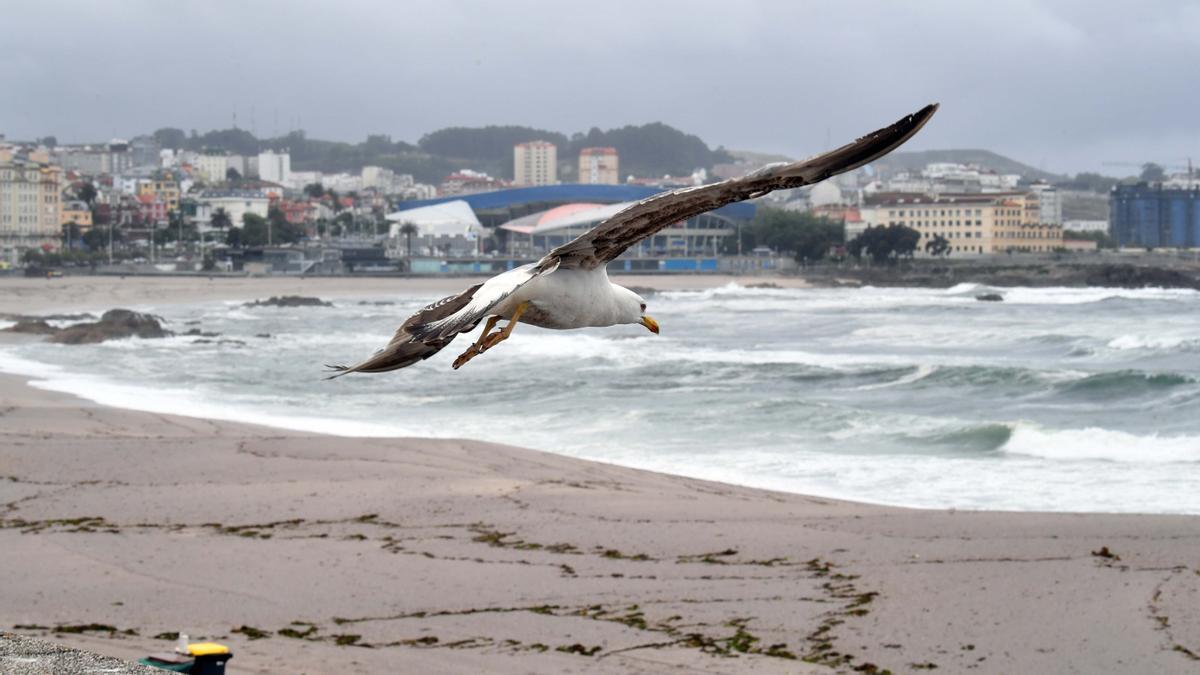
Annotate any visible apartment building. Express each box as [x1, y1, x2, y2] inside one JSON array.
[[578, 147, 619, 185], [0, 145, 64, 256], [859, 192, 1063, 255], [514, 141, 557, 186], [136, 178, 181, 211]]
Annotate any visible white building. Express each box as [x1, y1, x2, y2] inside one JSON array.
[[226, 154, 247, 177], [321, 172, 363, 193], [385, 200, 485, 257], [289, 171, 322, 190], [257, 150, 291, 185], [514, 141, 557, 186], [1028, 183, 1062, 225], [192, 153, 230, 184], [362, 166, 417, 193], [193, 189, 271, 233], [1063, 219, 1109, 233]]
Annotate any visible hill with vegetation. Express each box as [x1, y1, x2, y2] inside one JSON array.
[[870, 149, 1066, 182], [149, 122, 731, 185]]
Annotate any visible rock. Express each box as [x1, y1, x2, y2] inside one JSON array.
[[182, 328, 220, 337], [0, 312, 95, 322], [3, 320, 59, 335], [1082, 264, 1200, 290], [193, 338, 246, 346], [244, 296, 332, 308], [49, 309, 171, 345], [254, 333, 272, 339], [975, 293, 1004, 302]]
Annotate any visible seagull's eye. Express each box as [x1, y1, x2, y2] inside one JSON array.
[[640, 303, 646, 312]]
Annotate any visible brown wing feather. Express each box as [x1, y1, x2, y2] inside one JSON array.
[[324, 284, 482, 378], [546, 103, 939, 269]]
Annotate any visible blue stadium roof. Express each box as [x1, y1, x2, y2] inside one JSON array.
[[395, 183, 755, 220]]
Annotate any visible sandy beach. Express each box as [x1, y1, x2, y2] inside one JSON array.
[[2, 276, 1200, 674]]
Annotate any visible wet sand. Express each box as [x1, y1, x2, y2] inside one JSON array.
[[1, 276, 1199, 673]]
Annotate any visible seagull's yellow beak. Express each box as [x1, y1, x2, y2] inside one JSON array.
[[640, 315, 660, 334]]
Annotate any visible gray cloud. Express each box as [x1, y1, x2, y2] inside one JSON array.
[[2, 0, 1197, 174]]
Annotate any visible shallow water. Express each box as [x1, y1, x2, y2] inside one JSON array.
[[4, 282, 1200, 514]]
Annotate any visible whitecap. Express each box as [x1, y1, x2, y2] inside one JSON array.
[[1001, 424, 1200, 463]]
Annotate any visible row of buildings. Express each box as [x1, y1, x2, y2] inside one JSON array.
[[513, 141, 620, 186], [850, 191, 1066, 255]]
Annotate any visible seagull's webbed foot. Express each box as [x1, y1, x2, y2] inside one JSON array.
[[453, 316, 501, 370], [450, 303, 529, 370]]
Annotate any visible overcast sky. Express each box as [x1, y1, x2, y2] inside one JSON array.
[[3, 0, 1197, 174]]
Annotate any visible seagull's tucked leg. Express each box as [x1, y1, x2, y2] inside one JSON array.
[[481, 302, 529, 352], [452, 315, 502, 370], [451, 302, 530, 369]]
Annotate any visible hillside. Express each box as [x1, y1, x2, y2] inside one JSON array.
[[870, 149, 1066, 182], [148, 122, 731, 185]]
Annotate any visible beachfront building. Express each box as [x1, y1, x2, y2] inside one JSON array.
[[578, 147, 619, 185], [193, 189, 270, 233], [858, 192, 1063, 255], [498, 201, 738, 259], [514, 141, 557, 186], [1110, 183, 1200, 248], [385, 200, 485, 258], [0, 145, 64, 258]]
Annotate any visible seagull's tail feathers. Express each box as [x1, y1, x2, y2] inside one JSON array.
[[324, 336, 457, 380]]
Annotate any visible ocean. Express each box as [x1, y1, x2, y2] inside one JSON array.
[[4, 282, 1200, 515]]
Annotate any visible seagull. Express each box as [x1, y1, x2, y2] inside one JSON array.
[[327, 103, 938, 377]]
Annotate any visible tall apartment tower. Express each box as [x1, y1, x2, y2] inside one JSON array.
[[514, 141, 557, 186], [578, 147, 619, 185]]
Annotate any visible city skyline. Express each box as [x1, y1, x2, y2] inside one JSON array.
[[3, 1, 1199, 175]]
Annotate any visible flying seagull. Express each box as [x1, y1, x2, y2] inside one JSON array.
[[327, 103, 938, 377]]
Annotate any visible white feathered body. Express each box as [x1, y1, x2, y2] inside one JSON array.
[[486, 264, 632, 330]]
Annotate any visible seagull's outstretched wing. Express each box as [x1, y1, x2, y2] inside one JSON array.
[[545, 103, 939, 270], [405, 262, 551, 342], [325, 263, 550, 377]]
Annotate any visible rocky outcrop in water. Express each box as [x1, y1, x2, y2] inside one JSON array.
[[244, 295, 332, 308], [800, 260, 1200, 291], [975, 293, 1004, 302], [3, 319, 60, 335], [1081, 264, 1200, 290], [0, 312, 96, 322], [48, 309, 171, 345]]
